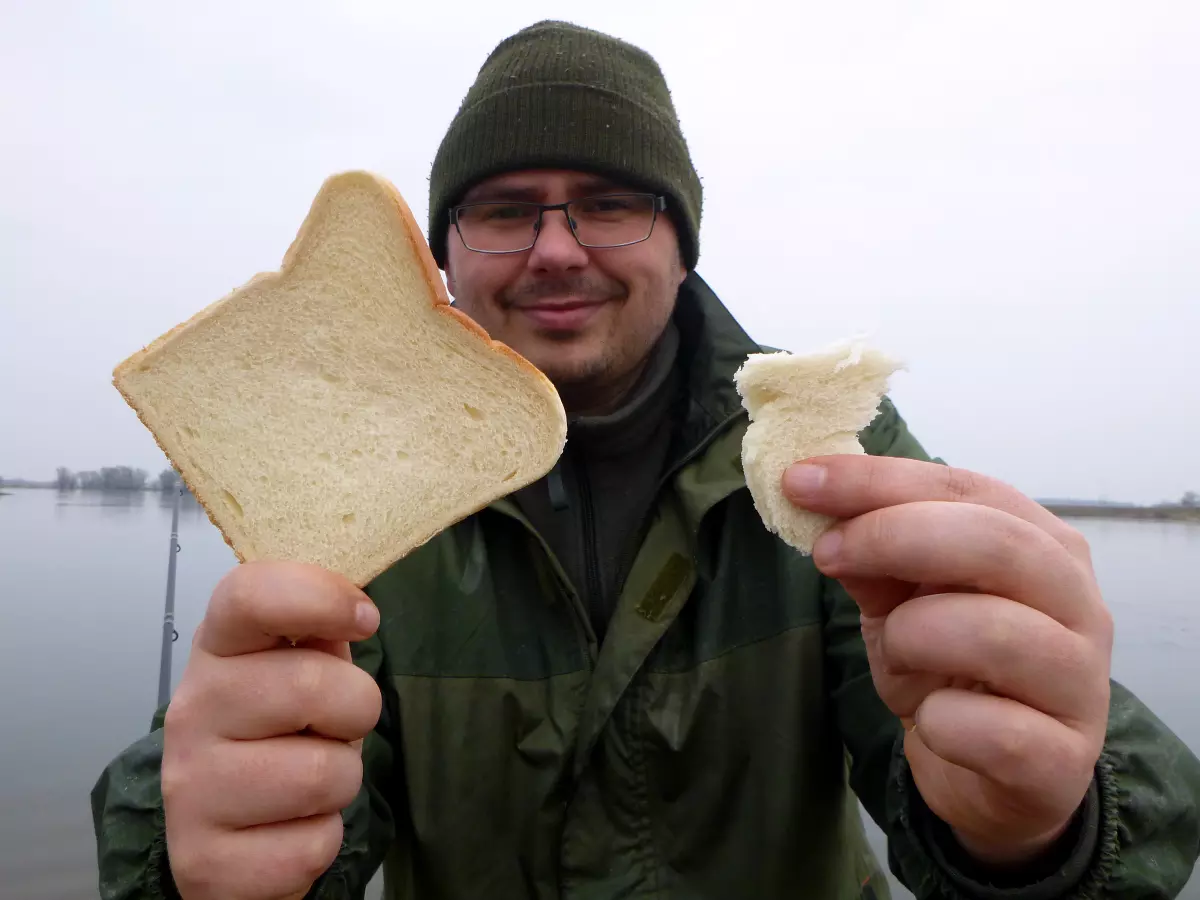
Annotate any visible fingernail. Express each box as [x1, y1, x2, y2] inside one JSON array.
[[813, 529, 842, 564], [356, 601, 380, 634], [784, 463, 826, 496]]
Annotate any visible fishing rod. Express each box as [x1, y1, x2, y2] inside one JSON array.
[[156, 480, 183, 711]]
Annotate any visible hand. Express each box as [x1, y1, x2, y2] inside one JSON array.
[[783, 455, 1113, 866], [161, 561, 383, 900]]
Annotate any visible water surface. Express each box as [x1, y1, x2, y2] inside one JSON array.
[[1, 488, 1195, 897]]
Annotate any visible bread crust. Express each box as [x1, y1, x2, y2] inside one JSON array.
[[112, 171, 566, 586]]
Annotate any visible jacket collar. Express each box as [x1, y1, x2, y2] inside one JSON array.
[[669, 270, 761, 467], [489, 271, 760, 525], [553, 268, 761, 462]]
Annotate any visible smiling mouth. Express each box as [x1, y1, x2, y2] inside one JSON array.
[[515, 299, 607, 330], [522, 299, 601, 311]]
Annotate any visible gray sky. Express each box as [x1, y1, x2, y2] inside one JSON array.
[[2, 1, 1197, 503]]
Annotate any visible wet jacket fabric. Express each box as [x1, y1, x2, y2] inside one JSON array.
[[92, 273, 1200, 899]]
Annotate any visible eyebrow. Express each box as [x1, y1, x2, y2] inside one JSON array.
[[462, 177, 629, 204], [462, 185, 544, 203]]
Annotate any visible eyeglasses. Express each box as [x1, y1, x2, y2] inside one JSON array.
[[450, 193, 666, 254]]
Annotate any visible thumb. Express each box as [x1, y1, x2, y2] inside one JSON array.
[[199, 561, 378, 658]]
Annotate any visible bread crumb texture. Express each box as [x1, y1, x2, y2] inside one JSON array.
[[733, 339, 902, 554], [113, 172, 567, 586]]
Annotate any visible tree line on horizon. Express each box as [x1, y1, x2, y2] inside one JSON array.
[[2, 472, 1195, 510], [0, 466, 185, 493]]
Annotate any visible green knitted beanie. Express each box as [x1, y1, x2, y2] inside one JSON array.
[[428, 20, 703, 270]]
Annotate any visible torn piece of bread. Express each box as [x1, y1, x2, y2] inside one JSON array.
[[734, 340, 902, 554], [114, 171, 567, 587]]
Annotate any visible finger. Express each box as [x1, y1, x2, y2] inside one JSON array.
[[293, 637, 354, 662], [171, 813, 343, 900], [188, 735, 364, 828], [814, 501, 1099, 629], [882, 593, 1108, 724], [859, 613, 952, 720], [190, 648, 381, 741], [200, 561, 379, 657], [911, 688, 1099, 808], [783, 455, 1080, 552], [835, 577, 976, 630], [832, 574, 915, 619]]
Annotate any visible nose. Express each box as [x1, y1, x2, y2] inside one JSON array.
[[527, 207, 589, 273]]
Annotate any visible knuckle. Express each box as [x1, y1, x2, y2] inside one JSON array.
[[293, 652, 328, 704], [299, 740, 334, 792], [163, 742, 234, 826], [1058, 524, 1093, 561], [209, 564, 259, 627], [165, 840, 207, 890], [993, 715, 1038, 774], [1043, 731, 1099, 796], [980, 602, 1021, 656], [159, 756, 188, 809], [1063, 631, 1093, 674], [295, 742, 363, 814], [162, 716, 208, 809], [1065, 732, 1100, 776], [1050, 633, 1096, 688], [879, 609, 916, 668], [1093, 601, 1115, 646], [163, 825, 225, 895], [942, 466, 982, 502], [163, 663, 230, 742], [329, 746, 365, 810], [346, 666, 384, 732], [253, 813, 343, 893], [163, 689, 198, 732], [302, 814, 345, 882], [992, 512, 1057, 577], [861, 457, 879, 498], [862, 509, 901, 555]]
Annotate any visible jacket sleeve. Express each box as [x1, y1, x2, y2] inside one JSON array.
[[823, 397, 1200, 899], [90, 628, 400, 900]]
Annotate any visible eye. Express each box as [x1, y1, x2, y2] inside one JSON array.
[[483, 204, 536, 222], [577, 196, 635, 214], [460, 203, 537, 226]]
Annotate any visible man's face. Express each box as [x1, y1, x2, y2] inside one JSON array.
[[444, 170, 687, 412]]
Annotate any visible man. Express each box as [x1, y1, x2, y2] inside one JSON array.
[[92, 20, 1200, 900]]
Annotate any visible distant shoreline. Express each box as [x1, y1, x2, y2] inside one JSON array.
[[0, 484, 186, 493], [3, 484, 1197, 523], [1040, 503, 1200, 523], [0, 484, 190, 497]]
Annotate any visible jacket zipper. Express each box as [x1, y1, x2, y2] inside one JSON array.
[[541, 454, 601, 662], [576, 455, 604, 627], [508, 410, 746, 660]]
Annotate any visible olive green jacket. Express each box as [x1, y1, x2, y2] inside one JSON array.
[[92, 274, 1200, 899]]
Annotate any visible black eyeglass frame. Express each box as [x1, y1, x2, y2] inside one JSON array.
[[449, 193, 667, 254]]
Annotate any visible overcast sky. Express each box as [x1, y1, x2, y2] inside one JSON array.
[[2, 1, 1197, 503]]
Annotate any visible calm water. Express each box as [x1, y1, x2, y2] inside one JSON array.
[[0, 487, 1196, 898]]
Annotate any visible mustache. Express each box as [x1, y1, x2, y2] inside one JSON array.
[[500, 276, 625, 308]]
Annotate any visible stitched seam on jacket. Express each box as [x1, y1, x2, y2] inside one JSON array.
[[629, 684, 663, 895]]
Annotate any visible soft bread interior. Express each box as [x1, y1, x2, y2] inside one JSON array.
[[734, 341, 902, 554], [113, 171, 567, 586]]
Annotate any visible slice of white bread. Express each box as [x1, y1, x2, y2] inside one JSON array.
[[734, 341, 902, 554], [114, 171, 567, 587]]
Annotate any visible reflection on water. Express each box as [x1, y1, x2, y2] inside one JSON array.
[[49, 488, 211, 517], [1, 487, 240, 899], [54, 489, 147, 511]]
